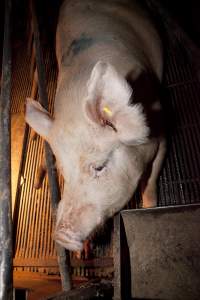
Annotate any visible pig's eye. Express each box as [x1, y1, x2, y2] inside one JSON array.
[[90, 161, 108, 177], [95, 165, 105, 172]]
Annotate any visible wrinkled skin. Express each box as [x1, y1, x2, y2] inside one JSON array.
[[26, 0, 166, 251]]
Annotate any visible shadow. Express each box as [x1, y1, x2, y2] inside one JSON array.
[[131, 298, 163, 300], [126, 71, 167, 139], [120, 216, 132, 300]]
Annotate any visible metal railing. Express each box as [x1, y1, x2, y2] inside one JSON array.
[[30, 0, 71, 291], [0, 0, 13, 299]]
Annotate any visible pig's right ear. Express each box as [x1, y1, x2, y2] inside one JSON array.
[[25, 98, 53, 139]]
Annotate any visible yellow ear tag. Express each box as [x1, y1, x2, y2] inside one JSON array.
[[103, 106, 112, 117]]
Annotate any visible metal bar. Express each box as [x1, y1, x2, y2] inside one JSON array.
[[0, 0, 13, 299], [31, 0, 71, 291], [13, 256, 113, 269]]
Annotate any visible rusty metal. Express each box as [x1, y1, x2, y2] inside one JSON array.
[[31, 0, 71, 291], [0, 0, 13, 299]]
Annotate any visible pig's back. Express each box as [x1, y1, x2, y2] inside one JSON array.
[[56, 0, 163, 79]]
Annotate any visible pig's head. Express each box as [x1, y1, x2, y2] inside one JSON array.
[[25, 61, 149, 250]]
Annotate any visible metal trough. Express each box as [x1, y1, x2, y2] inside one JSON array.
[[114, 204, 200, 300]]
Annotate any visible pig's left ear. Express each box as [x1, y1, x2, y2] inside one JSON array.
[[84, 61, 149, 145], [25, 98, 53, 140]]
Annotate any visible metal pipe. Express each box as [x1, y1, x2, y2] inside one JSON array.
[[0, 0, 13, 299], [31, 0, 71, 291]]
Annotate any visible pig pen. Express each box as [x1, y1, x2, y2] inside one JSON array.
[[1, 0, 200, 299]]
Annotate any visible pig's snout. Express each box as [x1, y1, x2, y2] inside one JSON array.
[[54, 202, 102, 251], [54, 229, 83, 251]]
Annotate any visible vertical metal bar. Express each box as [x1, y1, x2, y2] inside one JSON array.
[[31, 0, 71, 291], [0, 0, 13, 299]]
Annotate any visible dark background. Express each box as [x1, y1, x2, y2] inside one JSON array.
[[0, 0, 200, 48], [163, 0, 200, 46]]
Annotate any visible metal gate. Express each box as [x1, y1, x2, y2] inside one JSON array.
[[0, 0, 198, 298]]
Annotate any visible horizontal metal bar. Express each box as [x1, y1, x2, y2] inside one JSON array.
[[13, 257, 113, 268], [13, 258, 58, 267]]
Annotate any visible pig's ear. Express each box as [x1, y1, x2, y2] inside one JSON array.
[[25, 98, 53, 139], [85, 61, 149, 145]]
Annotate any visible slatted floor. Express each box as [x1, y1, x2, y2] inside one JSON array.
[[11, 45, 32, 207], [13, 46, 59, 274], [12, 30, 200, 278]]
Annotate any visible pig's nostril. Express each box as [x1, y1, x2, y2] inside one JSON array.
[[54, 230, 83, 251]]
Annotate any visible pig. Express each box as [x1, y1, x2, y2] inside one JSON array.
[[25, 0, 166, 251]]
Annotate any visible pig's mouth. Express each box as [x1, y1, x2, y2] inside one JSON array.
[[53, 229, 83, 251]]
